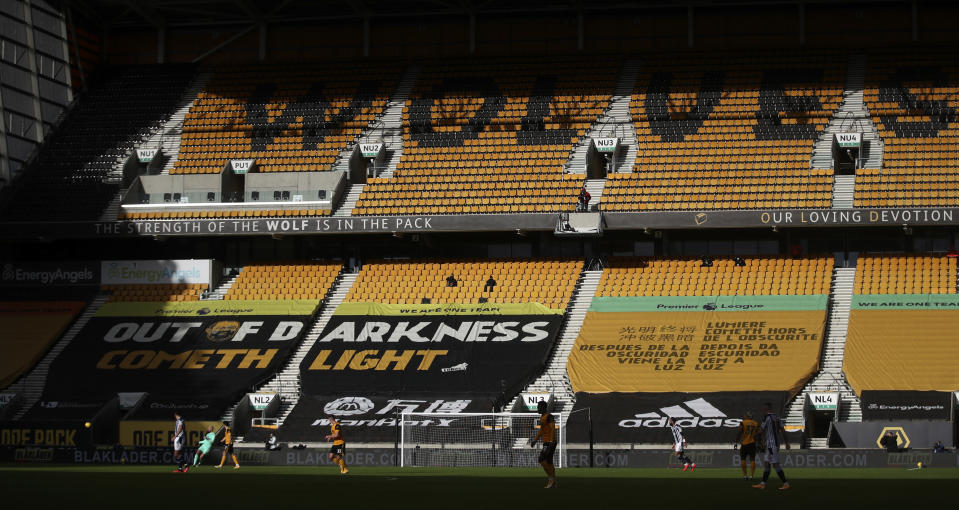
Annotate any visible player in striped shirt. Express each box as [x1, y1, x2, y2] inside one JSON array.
[[668, 417, 696, 472], [171, 412, 187, 473], [752, 403, 790, 490]]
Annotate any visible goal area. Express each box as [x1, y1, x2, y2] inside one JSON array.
[[400, 412, 565, 468]]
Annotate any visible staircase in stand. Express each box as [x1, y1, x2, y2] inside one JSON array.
[[97, 72, 212, 221], [375, 65, 420, 180], [333, 184, 365, 217], [832, 175, 856, 209], [201, 272, 240, 300], [158, 72, 214, 175], [222, 272, 358, 426], [565, 59, 640, 175], [506, 269, 603, 427], [331, 65, 420, 179], [784, 266, 862, 443], [583, 179, 606, 212], [10, 295, 111, 420]]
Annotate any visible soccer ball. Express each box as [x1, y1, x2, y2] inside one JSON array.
[[84, 422, 91, 429], [916, 461, 923, 469]]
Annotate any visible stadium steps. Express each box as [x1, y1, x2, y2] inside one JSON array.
[[812, 53, 884, 173], [158, 71, 214, 175], [584, 179, 606, 211], [506, 269, 603, 427], [99, 194, 124, 222], [202, 272, 240, 300], [376, 64, 421, 180], [9, 295, 111, 420], [224, 271, 358, 428], [331, 65, 421, 179], [333, 184, 365, 217], [832, 175, 855, 209], [96, 71, 211, 220], [564, 59, 641, 175], [784, 266, 862, 437]]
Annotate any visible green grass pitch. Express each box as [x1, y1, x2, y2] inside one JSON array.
[[1, 465, 955, 509]]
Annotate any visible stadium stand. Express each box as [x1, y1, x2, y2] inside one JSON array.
[[853, 254, 957, 294], [602, 53, 843, 211], [224, 262, 342, 300], [103, 283, 206, 302], [844, 253, 959, 395], [0, 301, 86, 389], [0, 65, 197, 221], [597, 256, 833, 296], [854, 51, 959, 207], [352, 58, 619, 215], [172, 63, 400, 175], [120, 209, 332, 220], [344, 258, 582, 310]]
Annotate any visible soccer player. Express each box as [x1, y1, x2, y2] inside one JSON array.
[[752, 403, 790, 490], [216, 424, 240, 469], [171, 412, 188, 473], [325, 415, 348, 474], [734, 411, 760, 480], [193, 425, 216, 467], [529, 401, 557, 488], [668, 417, 696, 472]]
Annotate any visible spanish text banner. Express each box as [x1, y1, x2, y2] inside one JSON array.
[[567, 296, 827, 394]]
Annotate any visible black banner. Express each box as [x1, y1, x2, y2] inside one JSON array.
[[0, 422, 92, 448], [281, 394, 495, 443], [40, 302, 316, 419], [832, 420, 954, 450], [3, 208, 959, 241], [861, 391, 953, 420], [299, 304, 562, 399], [125, 396, 224, 421], [567, 392, 790, 444]]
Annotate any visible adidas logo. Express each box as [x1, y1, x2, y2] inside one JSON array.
[[617, 398, 742, 429]]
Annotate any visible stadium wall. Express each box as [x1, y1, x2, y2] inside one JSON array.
[[2, 446, 956, 469]]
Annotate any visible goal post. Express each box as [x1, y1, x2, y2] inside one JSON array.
[[399, 412, 565, 468]]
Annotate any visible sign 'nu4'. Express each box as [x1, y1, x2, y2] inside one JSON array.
[[836, 133, 861, 148]]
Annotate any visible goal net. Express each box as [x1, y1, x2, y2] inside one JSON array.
[[399, 412, 565, 468]]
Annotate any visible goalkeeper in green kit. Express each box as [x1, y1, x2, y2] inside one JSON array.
[[192, 425, 217, 467]]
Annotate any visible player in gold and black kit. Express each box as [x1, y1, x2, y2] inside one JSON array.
[[734, 412, 760, 480], [326, 416, 348, 474], [529, 401, 557, 489], [217, 424, 240, 469]]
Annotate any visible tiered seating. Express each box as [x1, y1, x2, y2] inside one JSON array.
[[0, 65, 197, 221], [103, 283, 206, 302], [854, 254, 957, 294], [173, 63, 400, 174], [353, 58, 619, 215], [345, 258, 583, 310], [603, 53, 843, 211], [120, 209, 331, 220], [855, 51, 959, 207], [597, 256, 833, 296], [224, 262, 342, 300]]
